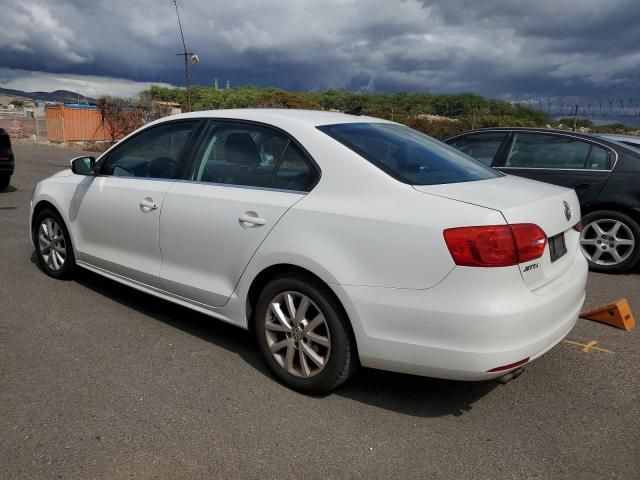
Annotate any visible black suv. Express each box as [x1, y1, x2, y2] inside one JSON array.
[[445, 127, 640, 273], [0, 128, 14, 190]]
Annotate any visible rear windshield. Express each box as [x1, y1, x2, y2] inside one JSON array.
[[318, 123, 501, 185]]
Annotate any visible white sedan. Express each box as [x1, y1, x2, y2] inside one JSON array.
[[30, 109, 587, 393]]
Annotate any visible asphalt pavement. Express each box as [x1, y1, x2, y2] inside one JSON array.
[[1, 144, 639, 479]]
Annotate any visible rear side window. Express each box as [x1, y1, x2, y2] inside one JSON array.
[[587, 145, 610, 169], [447, 132, 508, 166], [318, 123, 500, 185], [272, 144, 316, 191], [505, 133, 609, 170], [192, 122, 318, 191]]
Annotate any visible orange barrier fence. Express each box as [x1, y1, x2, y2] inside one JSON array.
[[45, 106, 108, 143]]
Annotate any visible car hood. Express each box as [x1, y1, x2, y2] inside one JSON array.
[[50, 168, 73, 178]]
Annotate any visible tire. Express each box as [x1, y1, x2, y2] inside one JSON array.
[[255, 273, 358, 394], [33, 208, 76, 279], [0, 175, 10, 191], [580, 210, 640, 273]]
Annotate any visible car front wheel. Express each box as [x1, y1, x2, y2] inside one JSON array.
[[255, 274, 358, 394], [580, 210, 640, 273], [33, 208, 76, 279]]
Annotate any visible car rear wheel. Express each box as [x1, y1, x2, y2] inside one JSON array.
[[0, 174, 10, 191], [33, 208, 76, 279], [580, 210, 640, 273], [255, 274, 358, 394]]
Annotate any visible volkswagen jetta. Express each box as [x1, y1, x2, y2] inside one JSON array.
[[30, 110, 587, 393]]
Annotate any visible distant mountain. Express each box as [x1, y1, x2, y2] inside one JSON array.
[[0, 87, 96, 104]]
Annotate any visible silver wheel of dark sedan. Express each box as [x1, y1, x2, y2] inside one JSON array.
[[580, 218, 635, 266], [38, 218, 67, 271], [264, 291, 331, 378]]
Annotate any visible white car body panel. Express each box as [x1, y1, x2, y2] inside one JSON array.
[[159, 182, 305, 306], [30, 109, 588, 381], [73, 176, 174, 287]]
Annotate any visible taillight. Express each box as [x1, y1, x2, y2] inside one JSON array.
[[443, 224, 547, 267], [572, 221, 582, 232], [511, 224, 547, 263]]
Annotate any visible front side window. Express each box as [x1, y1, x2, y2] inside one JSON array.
[[101, 121, 198, 178], [192, 122, 317, 191], [318, 123, 500, 185], [505, 133, 608, 169], [447, 132, 508, 166]]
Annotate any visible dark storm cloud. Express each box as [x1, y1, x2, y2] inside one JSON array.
[[0, 0, 638, 98]]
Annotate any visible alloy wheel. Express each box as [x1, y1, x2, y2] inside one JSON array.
[[264, 291, 331, 378], [580, 218, 635, 266], [38, 218, 66, 271]]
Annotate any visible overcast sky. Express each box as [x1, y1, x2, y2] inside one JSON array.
[[0, 0, 638, 99]]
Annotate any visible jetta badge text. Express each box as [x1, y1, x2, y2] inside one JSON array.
[[563, 200, 572, 221]]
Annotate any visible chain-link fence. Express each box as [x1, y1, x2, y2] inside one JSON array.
[[2, 96, 638, 146], [0, 114, 48, 143], [370, 98, 640, 138]]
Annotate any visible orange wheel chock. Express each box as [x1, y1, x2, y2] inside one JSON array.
[[580, 298, 635, 331]]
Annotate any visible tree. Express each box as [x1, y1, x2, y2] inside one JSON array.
[[96, 97, 144, 144]]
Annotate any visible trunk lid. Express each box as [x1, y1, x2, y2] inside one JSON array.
[[414, 175, 581, 290]]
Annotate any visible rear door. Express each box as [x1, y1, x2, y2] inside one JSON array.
[[159, 120, 319, 307], [495, 132, 613, 208]]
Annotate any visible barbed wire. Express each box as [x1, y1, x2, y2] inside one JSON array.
[[512, 98, 640, 118]]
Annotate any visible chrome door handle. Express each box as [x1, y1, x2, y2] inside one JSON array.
[[140, 197, 159, 212], [238, 212, 266, 227]]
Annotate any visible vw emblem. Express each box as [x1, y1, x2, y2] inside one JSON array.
[[563, 201, 572, 221]]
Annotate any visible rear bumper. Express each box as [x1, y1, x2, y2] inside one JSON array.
[[334, 251, 588, 380], [0, 157, 15, 175]]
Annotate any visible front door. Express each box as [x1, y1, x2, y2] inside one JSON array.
[[73, 120, 199, 287]]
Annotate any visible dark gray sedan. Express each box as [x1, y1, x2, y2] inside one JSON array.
[[445, 127, 640, 273]]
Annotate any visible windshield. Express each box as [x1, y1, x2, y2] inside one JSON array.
[[318, 123, 501, 185]]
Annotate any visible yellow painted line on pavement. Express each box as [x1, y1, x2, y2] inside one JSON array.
[[563, 339, 613, 354]]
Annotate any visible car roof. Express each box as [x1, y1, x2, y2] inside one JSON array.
[[447, 126, 634, 146], [596, 133, 640, 144], [446, 126, 640, 157], [155, 108, 393, 128], [447, 126, 603, 141]]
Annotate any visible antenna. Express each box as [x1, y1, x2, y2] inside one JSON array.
[[173, 0, 197, 112], [173, 0, 187, 54]]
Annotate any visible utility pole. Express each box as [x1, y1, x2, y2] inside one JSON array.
[[173, 0, 197, 112]]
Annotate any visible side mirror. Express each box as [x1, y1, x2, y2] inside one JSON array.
[[70, 156, 96, 176]]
